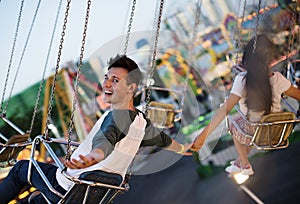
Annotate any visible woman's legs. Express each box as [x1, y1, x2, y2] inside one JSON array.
[[0, 160, 66, 203], [232, 136, 253, 172]]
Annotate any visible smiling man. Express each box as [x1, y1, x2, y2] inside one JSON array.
[[0, 54, 191, 203]]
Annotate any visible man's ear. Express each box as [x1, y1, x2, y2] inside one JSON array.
[[128, 83, 137, 93]]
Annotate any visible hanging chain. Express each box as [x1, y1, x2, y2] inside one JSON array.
[[286, 9, 297, 59], [283, 6, 297, 82], [183, 0, 202, 107], [123, 0, 136, 55], [3, 0, 42, 115], [147, 0, 160, 66], [44, 0, 72, 138], [65, 0, 91, 161], [297, 4, 300, 55], [235, 0, 247, 64], [252, 0, 261, 54], [28, 0, 63, 135], [0, 0, 24, 115], [144, 0, 164, 116]]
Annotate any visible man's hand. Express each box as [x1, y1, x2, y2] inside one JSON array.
[[181, 143, 194, 156], [64, 154, 97, 169], [64, 148, 105, 169]]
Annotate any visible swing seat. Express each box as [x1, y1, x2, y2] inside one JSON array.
[[251, 112, 296, 149], [0, 134, 31, 167], [28, 135, 130, 204], [147, 101, 182, 128], [228, 110, 300, 150], [60, 170, 124, 204]]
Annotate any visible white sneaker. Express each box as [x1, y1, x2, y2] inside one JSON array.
[[225, 163, 241, 174], [241, 166, 254, 176]]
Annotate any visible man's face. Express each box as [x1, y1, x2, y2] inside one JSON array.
[[102, 67, 134, 108]]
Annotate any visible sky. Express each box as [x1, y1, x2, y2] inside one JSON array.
[[0, 0, 184, 99]]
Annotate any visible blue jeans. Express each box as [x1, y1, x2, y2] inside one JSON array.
[[0, 160, 66, 203]]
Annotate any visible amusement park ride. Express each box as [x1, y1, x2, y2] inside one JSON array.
[[0, 0, 300, 203]]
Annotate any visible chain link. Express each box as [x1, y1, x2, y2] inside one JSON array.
[[283, 5, 297, 80], [234, 0, 247, 64], [0, 0, 24, 114], [252, 0, 261, 54], [65, 0, 91, 161], [286, 9, 297, 59], [3, 0, 41, 115], [123, 0, 136, 55], [144, 0, 164, 116], [28, 0, 63, 135], [44, 0, 72, 138]]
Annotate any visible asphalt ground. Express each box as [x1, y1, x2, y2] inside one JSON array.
[[115, 140, 300, 204]]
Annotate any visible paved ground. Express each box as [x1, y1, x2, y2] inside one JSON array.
[[115, 140, 300, 204]]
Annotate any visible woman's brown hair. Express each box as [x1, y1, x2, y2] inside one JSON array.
[[242, 34, 275, 115]]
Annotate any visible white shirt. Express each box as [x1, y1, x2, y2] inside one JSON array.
[[230, 71, 291, 121], [56, 111, 146, 190]]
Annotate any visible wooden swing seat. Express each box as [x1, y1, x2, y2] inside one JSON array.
[[228, 108, 300, 150], [0, 134, 31, 167], [147, 101, 181, 128]]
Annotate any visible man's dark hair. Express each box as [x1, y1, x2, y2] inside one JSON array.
[[108, 54, 142, 85]]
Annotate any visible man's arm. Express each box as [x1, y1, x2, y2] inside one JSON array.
[[65, 111, 122, 169], [141, 115, 192, 155], [165, 139, 192, 155]]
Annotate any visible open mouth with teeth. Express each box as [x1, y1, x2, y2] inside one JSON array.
[[104, 90, 113, 96]]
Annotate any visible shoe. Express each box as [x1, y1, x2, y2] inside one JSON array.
[[225, 162, 241, 174], [241, 166, 254, 176]]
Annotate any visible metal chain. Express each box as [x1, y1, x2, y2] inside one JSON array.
[[123, 0, 136, 55], [44, 0, 72, 138], [3, 0, 42, 114], [183, 0, 202, 107], [283, 6, 297, 83], [235, 0, 247, 64], [252, 0, 261, 54], [28, 0, 63, 135], [144, 0, 164, 116], [297, 6, 300, 55], [0, 0, 24, 114], [65, 0, 91, 161], [286, 9, 297, 59], [147, 0, 160, 66]]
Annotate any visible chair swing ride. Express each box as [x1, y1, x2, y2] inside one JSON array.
[[222, 0, 300, 202], [1, 0, 197, 203], [0, 0, 42, 168], [1, 0, 300, 203], [224, 0, 300, 153]]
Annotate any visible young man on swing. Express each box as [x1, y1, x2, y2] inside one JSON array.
[[0, 55, 192, 203]]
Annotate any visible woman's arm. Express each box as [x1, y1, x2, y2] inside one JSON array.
[[284, 85, 300, 101], [191, 93, 240, 151]]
